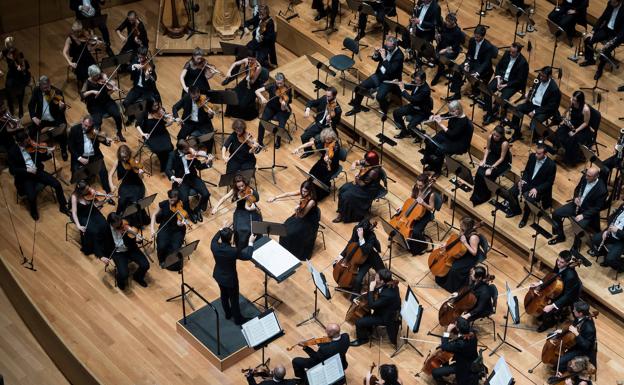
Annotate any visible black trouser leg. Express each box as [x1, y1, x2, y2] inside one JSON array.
[[551, 202, 577, 239], [37, 170, 67, 210], [431, 364, 456, 384], [112, 251, 130, 289], [105, 100, 123, 135], [301, 123, 322, 144], [188, 176, 210, 212]]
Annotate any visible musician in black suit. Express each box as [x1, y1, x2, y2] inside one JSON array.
[[558, 301, 597, 369], [7, 131, 68, 220], [449, 25, 496, 101], [68, 115, 112, 193], [28, 75, 69, 160], [291, 323, 350, 384], [510, 66, 561, 143], [393, 70, 433, 139], [506, 143, 557, 227], [346, 36, 404, 116], [69, 0, 112, 53], [459, 266, 495, 323], [402, 0, 442, 53], [115, 10, 149, 54], [255, 72, 292, 148], [355, 0, 397, 41], [123, 47, 160, 125], [589, 203, 624, 271], [548, 0, 588, 41], [244, 5, 277, 67], [430, 13, 464, 86], [211, 226, 255, 325], [549, 166, 607, 245], [245, 364, 297, 385], [431, 317, 479, 385], [165, 139, 213, 223], [300, 87, 341, 151], [350, 268, 401, 346], [172, 85, 215, 152], [483, 42, 529, 125], [579, 0, 624, 79]]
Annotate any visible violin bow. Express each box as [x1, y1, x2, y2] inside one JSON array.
[[136, 109, 170, 154], [96, 64, 122, 96]]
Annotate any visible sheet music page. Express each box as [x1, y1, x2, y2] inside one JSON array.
[[259, 311, 281, 341], [491, 356, 513, 385], [505, 282, 518, 323], [312, 267, 329, 298], [400, 289, 420, 330], [252, 239, 300, 278], [305, 364, 326, 385], [241, 317, 266, 347], [322, 353, 344, 384]]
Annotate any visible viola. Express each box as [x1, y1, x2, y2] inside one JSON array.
[[95, 73, 126, 95], [275, 84, 291, 111], [83, 187, 115, 202], [120, 219, 144, 242], [235, 131, 262, 154], [390, 179, 435, 241], [44, 89, 70, 109], [239, 186, 260, 211], [170, 200, 192, 229], [323, 141, 336, 171], [427, 221, 483, 277], [327, 100, 338, 119], [6, 47, 26, 70], [196, 94, 215, 113], [0, 111, 21, 131], [241, 366, 272, 378], [286, 336, 332, 351], [524, 258, 582, 317], [86, 128, 118, 147], [122, 157, 151, 176]]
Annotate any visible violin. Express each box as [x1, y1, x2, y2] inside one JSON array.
[[540, 312, 598, 367], [122, 157, 151, 176], [365, 362, 379, 385], [119, 219, 145, 242], [184, 148, 213, 163], [95, 73, 126, 95], [286, 336, 333, 351], [235, 131, 263, 154], [524, 258, 582, 317], [427, 221, 483, 277], [295, 195, 311, 217], [86, 128, 118, 147], [170, 200, 192, 229], [25, 139, 55, 154], [333, 222, 378, 289], [390, 179, 435, 241], [324, 141, 336, 171], [241, 366, 272, 378], [239, 186, 260, 212], [83, 187, 115, 202], [0, 111, 21, 131], [45, 89, 70, 109], [327, 100, 338, 119], [355, 164, 381, 184], [345, 277, 398, 324], [275, 84, 291, 110], [6, 47, 26, 71], [196, 94, 216, 114]]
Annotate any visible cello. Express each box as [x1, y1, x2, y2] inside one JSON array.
[[438, 286, 477, 327], [524, 258, 581, 317], [390, 177, 435, 240], [428, 221, 483, 277], [539, 311, 598, 368], [333, 221, 377, 289], [345, 277, 399, 324], [161, 0, 188, 38]]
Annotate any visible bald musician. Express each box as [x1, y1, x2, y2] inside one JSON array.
[[245, 364, 297, 385]]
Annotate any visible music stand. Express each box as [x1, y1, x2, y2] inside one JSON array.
[[505, 2, 532, 40], [186, 0, 208, 40], [220, 42, 251, 59], [295, 165, 331, 193], [580, 52, 611, 104], [241, 309, 285, 367], [490, 282, 523, 356], [570, 218, 592, 251], [278, 0, 301, 21], [384, 16, 407, 40], [546, 19, 565, 69], [517, 200, 553, 287], [486, 356, 515, 384], [443, 156, 474, 237], [393, 285, 424, 358], [165, 240, 200, 310], [484, 177, 514, 257], [346, 0, 373, 48], [379, 217, 406, 281], [206, 90, 238, 141], [218, 168, 256, 188], [258, 120, 290, 184], [305, 55, 337, 99], [464, 0, 490, 31], [410, 35, 437, 64], [376, 114, 397, 166], [71, 158, 104, 184], [528, 118, 554, 149], [306, 353, 345, 385], [580, 145, 605, 170], [297, 261, 331, 329]]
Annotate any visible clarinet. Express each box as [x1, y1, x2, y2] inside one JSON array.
[[527, 78, 539, 102]]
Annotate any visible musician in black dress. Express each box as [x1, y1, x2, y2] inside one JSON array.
[[28, 75, 69, 160], [135, 99, 174, 173], [269, 180, 321, 261], [81, 65, 125, 141], [103, 212, 150, 290], [115, 10, 148, 54], [393, 70, 433, 140], [532, 251, 583, 332], [211, 174, 262, 250], [224, 56, 269, 121], [107, 145, 149, 228], [557, 301, 597, 369], [222, 119, 261, 175], [172, 85, 215, 152], [62, 21, 98, 89], [123, 47, 160, 125], [255, 72, 292, 148], [547, 0, 588, 42], [1, 37, 31, 118], [7, 131, 69, 221], [421, 101, 474, 174], [350, 268, 402, 346], [150, 189, 188, 268], [211, 226, 255, 325], [300, 87, 341, 150], [430, 13, 464, 86], [449, 25, 496, 101], [436, 217, 483, 293], [394, 173, 436, 255], [71, 180, 109, 259], [552, 90, 592, 166], [165, 139, 213, 223], [333, 151, 383, 223], [68, 115, 113, 193], [431, 317, 479, 385], [549, 166, 607, 245], [293, 128, 340, 201], [179, 48, 216, 95], [458, 266, 495, 323], [589, 202, 624, 271], [291, 323, 350, 384], [69, 0, 112, 51], [244, 5, 277, 67], [355, 0, 396, 41], [506, 143, 557, 228], [470, 125, 512, 206]]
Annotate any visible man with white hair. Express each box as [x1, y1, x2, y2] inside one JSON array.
[[80, 64, 125, 141]]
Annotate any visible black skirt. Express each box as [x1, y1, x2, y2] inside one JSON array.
[[280, 206, 321, 260], [76, 202, 108, 258], [337, 182, 382, 223]]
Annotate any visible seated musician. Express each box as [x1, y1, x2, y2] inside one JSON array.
[[470, 125, 512, 206], [421, 100, 474, 175], [300, 87, 341, 154], [291, 323, 350, 384], [62, 21, 97, 90], [505, 143, 557, 228], [81, 65, 125, 141], [345, 36, 404, 117], [579, 0, 624, 80], [547, 0, 588, 43], [556, 301, 597, 370], [355, 0, 396, 41], [123, 47, 160, 125], [255, 72, 292, 148], [103, 212, 150, 290], [70, 180, 111, 260], [350, 268, 401, 347], [224, 55, 269, 121], [401, 0, 442, 56], [365, 364, 401, 385], [115, 10, 148, 55], [222, 119, 261, 175], [172, 85, 215, 152], [589, 201, 624, 271], [448, 25, 496, 101], [135, 98, 174, 174], [483, 42, 529, 125], [68, 115, 113, 193], [549, 166, 607, 245], [510, 66, 561, 143], [69, 0, 113, 54], [7, 131, 68, 221], [531, 250, 582, 332], [458, 266, 495, 323], [311, 0, 339, 30], [245, 364, 297, 385], [107, 144, 149, 228], [436, 217, 483, 293], [292, 128, 341, 201], [394, 173, 436, 255], [28, 75, 69, 160], [244, 5, 277, 67], [431, 317, 479, 385], [165, 139, 213, 223], [551, 91, 592, 166], [393, 70, 433, 140], [179, 48, 215, 96], [150, 189, 187, 269], [430, 13, 464, 87], [557, 356, 596, 385], [333, 151, 384, 223]]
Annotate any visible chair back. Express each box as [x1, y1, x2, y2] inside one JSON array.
[[477, 234, 490, 264], [344, 37, 360, 57], [337, 147, 348, 162], [432, 191, 443, 212], [588, 105, 601, 144], [488, 283, 499, 315]]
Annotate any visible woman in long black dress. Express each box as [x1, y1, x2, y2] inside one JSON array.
[[150, 189, 188, 270], [62, 21, 97, 90], [108, 144, 149, 228], [269, 180, 321, 260], [293, 128, 340, 201], [222, 119, 261, 174], [212, 174, 262, 249], [136, 98, 174, 173], [470, 125, 511, 206], [333, 151, 383, 223], [70, 180, 110, 260], [552, 90, 592, 166], [179, 47, 215, 96], [1, 37, 31, 118], [435, 217, 483, 293], [224, 55, 268, 121]]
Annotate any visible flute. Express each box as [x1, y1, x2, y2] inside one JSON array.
[[421, 116, 452, 125], [383, 80, 418, 87]]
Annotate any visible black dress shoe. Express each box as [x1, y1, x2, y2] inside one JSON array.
[[275, 140, 281, 149], [579, 60, 595, 67], [189, 212, 198, 224], [588, 248, 599, 257], [118, 134, 126, 142], [30, 211, 40, 221], [445, 93, 460, 102], [314, 14, 323, 21], [483, 114, 496, 125], [505, 210, 520, 218], [600, 261, 609, 267], [519, 219, 527, 228], [618, 85, 624, 92], [548, 237, 565, 245], [61, 151, 68, 161], [350, 339, 369, 347], [394, 132, 408, 139], [509, 134, 523, 143], [133, 276, 148, 287], [196, 211, 203, 222], [345, 108, 361, 116], [59, 206, 70, 216], [332, 215, 342, 223]]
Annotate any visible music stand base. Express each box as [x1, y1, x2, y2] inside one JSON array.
[[252, 293, 283, 310], [517, 265, 540, 287], [258, 164, 288, 184], [167, 288, 196, 311], [21, 257, 36, 271], [489, 334, 522, 356], [296, 309, 325, 329]]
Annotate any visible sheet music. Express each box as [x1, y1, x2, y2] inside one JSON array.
[[307, 354, 344, 385], [506, 282, 519, 324], [241, 311, 282, 348], [400, 287, 422, 331], [252, 239, 300, 279], [312, 269, 329, 299], [490, 356, 513, 385]]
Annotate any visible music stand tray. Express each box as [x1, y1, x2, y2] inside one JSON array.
[[218, 168, 256, 188], [445, 156, 474, 191], [219, 42, 251, 59], [295, 165, 331, 193], [379, 217, 409, 250]]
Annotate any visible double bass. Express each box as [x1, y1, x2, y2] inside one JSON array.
[[390, 178, 435, 240], [524, 258, 581, 317], [428, 221, 483, 277]]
